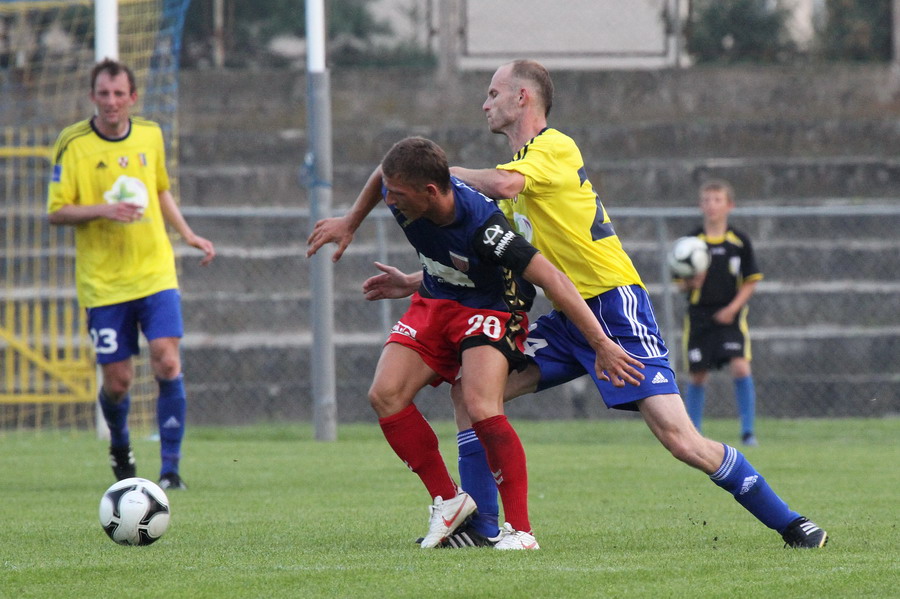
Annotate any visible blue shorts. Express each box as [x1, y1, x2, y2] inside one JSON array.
[[85, 289, 184, 364], [527, 285, 680, 411]]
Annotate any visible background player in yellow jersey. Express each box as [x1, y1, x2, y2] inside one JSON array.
[[47, 59, 215, 490], [363, 60, 826, 549], [679, 180, 763, 446]]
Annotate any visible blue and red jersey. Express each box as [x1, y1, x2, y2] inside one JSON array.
[[384, 177, 537, 314]]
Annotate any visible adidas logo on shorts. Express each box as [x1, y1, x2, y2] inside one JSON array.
[[651, 371, 669, 384]]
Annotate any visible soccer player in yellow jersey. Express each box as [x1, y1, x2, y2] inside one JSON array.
[[47, 59, 215, 490], [363, 60, 826, 549]]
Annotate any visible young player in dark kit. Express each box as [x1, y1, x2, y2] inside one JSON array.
[[679, 180, 762, 446]]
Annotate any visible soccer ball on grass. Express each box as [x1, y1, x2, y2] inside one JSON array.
[[667, 236, 710, 278], [99, 477, 170, 546]]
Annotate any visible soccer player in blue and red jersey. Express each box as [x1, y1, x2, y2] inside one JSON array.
[[47, 59, 215, 490], [307, 136, 643, 549]]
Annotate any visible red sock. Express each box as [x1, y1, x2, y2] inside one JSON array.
[[379, 404, 456, 500], [472, 414, 530, 532]]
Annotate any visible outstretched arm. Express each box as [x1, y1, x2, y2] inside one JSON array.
[[362, 262, 422, 301], [523, 254, 645, 387], [450, 166, 525, 200], [307, 165, 384, 262]]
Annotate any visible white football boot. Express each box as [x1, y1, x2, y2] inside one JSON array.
[[420, 492, 477, 548], [492, 522, 540, 550]]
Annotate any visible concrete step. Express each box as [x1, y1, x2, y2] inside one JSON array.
[[180, 291, 404, 336], [10, 204, 898, 257], [665, 281, 900, 330], [173, 239, 897, 328], [591, 156, 900, 205], [623, 239, 900, 284], [612, 206, 900, 243], [179, 118, 900, 166], [176, 156, 900, 208], [9, 277, 892, 340], [388, 119, 900, 165], [177, 66, 899, 134], [177, 241, 421, 294], [178, 281, 898, 337]]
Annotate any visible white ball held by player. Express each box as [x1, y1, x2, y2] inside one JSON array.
[[667, 236, 711, 278]]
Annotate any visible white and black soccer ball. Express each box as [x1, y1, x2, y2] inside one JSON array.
[[667, 236, 711, 278], [99, 477, 170, 546]]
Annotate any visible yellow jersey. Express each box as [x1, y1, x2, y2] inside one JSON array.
[[47, 118, 177, 307], [496, 128, 643, 298]]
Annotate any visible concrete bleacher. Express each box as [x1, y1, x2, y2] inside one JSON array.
[[170, 65, 900, 424]]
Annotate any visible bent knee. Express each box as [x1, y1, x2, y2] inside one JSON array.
[[368, 385, 412, 418], [666, 437, 702, 465]]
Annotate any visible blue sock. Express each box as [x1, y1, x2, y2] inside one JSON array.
[[457, 428, 500, 538], [99, 388, 130, 448], [685, 383, 705, 433], [734, 376, 756, 436], [709, 444, 799, 532], [157, 374, 186, 476]]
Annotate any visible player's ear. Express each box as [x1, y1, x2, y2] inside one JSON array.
[[517, 87, 527, 104]]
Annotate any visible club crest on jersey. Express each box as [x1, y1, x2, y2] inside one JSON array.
[[449, 251, 469, 272], [482, 224, 516, 258], [482, 224, 506, 246], [118, 155, 129, 168]]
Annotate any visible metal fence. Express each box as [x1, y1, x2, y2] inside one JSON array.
[[175, 202, 900, 426]]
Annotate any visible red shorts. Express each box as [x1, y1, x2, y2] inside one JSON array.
[[388, 293, 530, 386]]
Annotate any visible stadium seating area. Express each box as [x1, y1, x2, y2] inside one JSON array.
[[173, 65, 899, 423]]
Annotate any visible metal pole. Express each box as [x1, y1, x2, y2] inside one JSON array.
[[894, 0, 900, 65], [306, 0, 337, 441], [437, 0, 460, 82], [94, 0, 118, 440], [655, 217, 679, 372], [213, 0, 225, 68], [95, 0, 118, 61]]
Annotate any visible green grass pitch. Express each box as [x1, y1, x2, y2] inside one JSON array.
[[1, 417, 897, 598]]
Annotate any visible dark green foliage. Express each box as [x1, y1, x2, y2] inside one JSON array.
[[687, 0, 795, 64], [820, 0, 892, 61], [182, 0, 434, 68]]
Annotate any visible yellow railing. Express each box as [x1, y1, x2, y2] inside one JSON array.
[[0, 133, 99, 429]]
